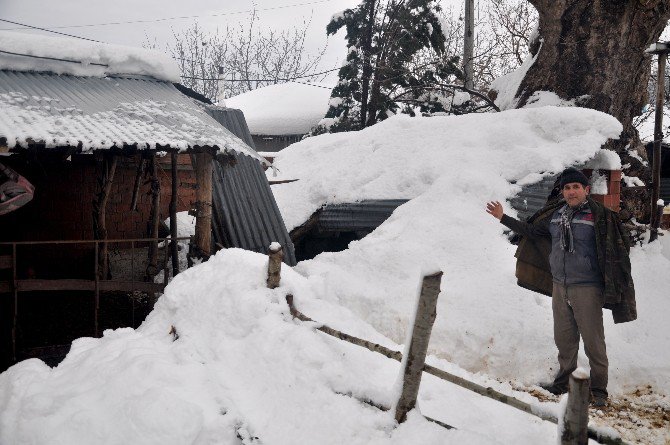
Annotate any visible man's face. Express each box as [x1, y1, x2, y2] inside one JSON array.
[[562, 182, 590, 207]]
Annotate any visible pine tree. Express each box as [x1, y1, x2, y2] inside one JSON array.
[[320, 0, 461, 133]]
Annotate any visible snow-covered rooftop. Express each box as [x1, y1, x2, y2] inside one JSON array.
[[225, 82, 331, 135], [269, 107, 670, 406], [0, 31, 180, 82], [0, 70, 261, 160]]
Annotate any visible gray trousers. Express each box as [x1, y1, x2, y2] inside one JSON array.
[[551, 283, 608, 396]]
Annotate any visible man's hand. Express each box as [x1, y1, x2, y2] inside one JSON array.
[[486, 201, 504, 220]]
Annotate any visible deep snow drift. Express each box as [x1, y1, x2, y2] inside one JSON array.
[[0, 250, 560, 444], [269, 108, 670, 398], [1, 106, 667, 444]]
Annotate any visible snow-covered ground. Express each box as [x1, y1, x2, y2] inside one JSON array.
[[1, 106, 668, 444], [0, 249, 565, 444], [268, 108, 670, 397]]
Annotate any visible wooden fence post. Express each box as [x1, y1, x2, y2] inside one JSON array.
[[561, 370, 590, 445], [267, 243, 283, 289], [394, 271, 443, 424]]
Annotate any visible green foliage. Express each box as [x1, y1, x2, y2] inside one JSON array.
[[321, 0, 462, 133]]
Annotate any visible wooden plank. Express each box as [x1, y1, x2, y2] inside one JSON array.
[[98, 281, 165, 293], [2, 280, 165, 293], [18, 279, 95, 292], [394, 272, 443, 423]]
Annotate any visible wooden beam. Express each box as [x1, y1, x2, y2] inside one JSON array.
[[192, 151, 213, 259], [0, 279, 165, 293], [170, 150, 179, 276], [145, 154, 161, 279], [394, 272, 442, 424], [93, 154, 118, 279], [650, 52, 667, 243]]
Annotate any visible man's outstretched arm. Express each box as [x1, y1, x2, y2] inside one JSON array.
[[486, 201, 550, 239]]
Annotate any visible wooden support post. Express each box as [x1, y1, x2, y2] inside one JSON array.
[[11, 243, 17, 363], [170, 150, 179, 276], [650, 52, 667, 243], [192, 151, 213, 259], [94, 242, 99, 337], [130, 155, 146, 211], [561, 371, 590, 445], [394, 271, 443, 424], [93, 154, 118, 279], [145, 153, 161, 279], [266, 243, 283, 289]]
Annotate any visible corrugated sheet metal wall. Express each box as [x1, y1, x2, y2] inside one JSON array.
[[212, 153, 297, 265], [204, 106, 297, 265], [204, 107, 257, 149], [318, 200, 409, 232], [509, 175, 558, 221]]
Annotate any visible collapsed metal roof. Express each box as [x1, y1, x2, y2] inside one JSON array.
[[0, 70, 261, 162], [318, 200, 409, 232], [213, 153, 297, 266], [205, 107, 256, 149], [510, 175, 558, 221]]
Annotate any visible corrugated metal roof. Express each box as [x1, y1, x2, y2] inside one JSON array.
[[212, 153, 297, 266], [509, 175, 558, 221], [318, 200, 409, 232], [0, 70, 261, 161], [204, 107, 257, 149]]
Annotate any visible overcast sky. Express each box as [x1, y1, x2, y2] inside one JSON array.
[[0, 0, 376, 84], [0, 0, 468, 87]]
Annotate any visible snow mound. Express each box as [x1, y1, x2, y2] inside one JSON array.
[[226, 82, 331, 135], [0, 249, 558, 444], [270, 107, 670, 397], [271, 107, 623, 232], [0, 31, 180, 82]]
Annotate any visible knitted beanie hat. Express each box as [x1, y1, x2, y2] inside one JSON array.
[[559, 167, 589, 188]]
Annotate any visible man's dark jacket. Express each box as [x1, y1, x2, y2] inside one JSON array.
[[508, 197, 637, 324]]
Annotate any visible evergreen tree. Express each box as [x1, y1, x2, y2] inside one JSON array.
[[320, 0, 461, 133]]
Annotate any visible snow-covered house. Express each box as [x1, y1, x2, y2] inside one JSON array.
[[0, 32, 294, 370], [225, 82, 331, 152]]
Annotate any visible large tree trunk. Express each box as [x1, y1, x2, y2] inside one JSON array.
[[518, 0, 670, 220]]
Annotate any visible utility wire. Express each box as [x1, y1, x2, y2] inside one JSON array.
[[0, 18, 103, 43], [0, 48, 336, 88], [0, 0, 337, 31], [179, 66, 340, 82], [0, 49, 109, 67]]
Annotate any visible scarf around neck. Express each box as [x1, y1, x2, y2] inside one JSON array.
[[559, 201, 588, 252]]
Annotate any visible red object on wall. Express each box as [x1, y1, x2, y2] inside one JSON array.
[[582, 168, 621, 212]]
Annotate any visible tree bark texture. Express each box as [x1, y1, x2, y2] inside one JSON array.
[[360, 0, 377, 130], [519, 0, 670, 143]]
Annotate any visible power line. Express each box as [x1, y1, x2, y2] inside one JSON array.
[[0, 0, 337, 31], [0, 48, 337, 88], [0, 18, 103, 43], [0, 49, 108, 67], [179, 66, 340, 82]]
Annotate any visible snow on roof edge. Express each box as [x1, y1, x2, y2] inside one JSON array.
[[0, 31, 180, 82]]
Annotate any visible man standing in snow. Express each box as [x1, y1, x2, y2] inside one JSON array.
[[485, 167, 636, 407]]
